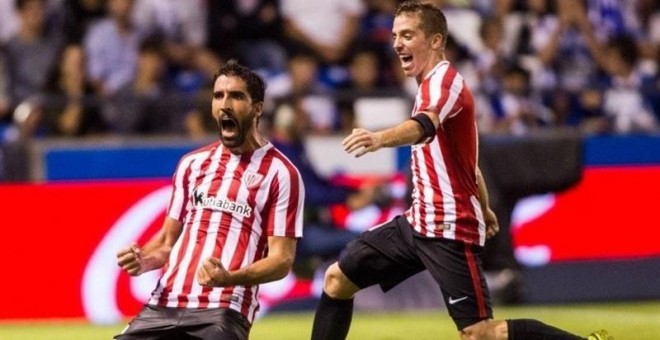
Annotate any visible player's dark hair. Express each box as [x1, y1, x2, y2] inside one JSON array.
[[213, 59, 266, 103], [395, 1, 448, 48]]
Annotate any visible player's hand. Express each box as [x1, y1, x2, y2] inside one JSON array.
[[197, 257, 231, 287], [342, 128, 382, 158], [484, 207, 499, 239], [117, 243, 143, 276]]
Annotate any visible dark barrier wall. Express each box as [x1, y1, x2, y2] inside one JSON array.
[[0, 139, 30, 181]]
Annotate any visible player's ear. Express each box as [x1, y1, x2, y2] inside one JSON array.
[[253, 102, 264, 117], [431, 33, 443, 51]]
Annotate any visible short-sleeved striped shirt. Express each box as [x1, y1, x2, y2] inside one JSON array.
[[404, 61, 486, 246], [148, 141, 304, 323]]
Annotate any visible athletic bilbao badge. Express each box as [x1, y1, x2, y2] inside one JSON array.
[[243, 171, 264, 189]]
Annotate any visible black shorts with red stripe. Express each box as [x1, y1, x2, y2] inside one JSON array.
[[338, 215, 493, 330]]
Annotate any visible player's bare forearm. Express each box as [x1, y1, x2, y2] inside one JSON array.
[[226, 253, 293, 286], [476, 167, 490, 209], [138, 241, 172, 273], [380, 110, 439, 148], [476, 167, 499, 238], [230, 236, 295, 285], [144, 217, 182, 268], [343, 115, 431, 158], [198, 236, 296, 287], [119, 217, 182, 275], [380, 119, 426, 147]]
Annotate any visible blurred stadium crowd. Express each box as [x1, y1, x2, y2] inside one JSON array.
[[0, 0, 658, 142]]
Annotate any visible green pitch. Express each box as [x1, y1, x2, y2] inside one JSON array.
[[1, 301, 658, 339]]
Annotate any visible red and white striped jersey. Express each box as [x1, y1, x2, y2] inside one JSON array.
[[148, 141, 304, 323], [404, 61, 486, 246]]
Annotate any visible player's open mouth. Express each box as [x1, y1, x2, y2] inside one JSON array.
[[400, 54, 413, 69], [220, 111, 238, 139]]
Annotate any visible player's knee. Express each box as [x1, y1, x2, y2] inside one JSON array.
[[322, 263, 345, 295], [323, 263, 357, 299]]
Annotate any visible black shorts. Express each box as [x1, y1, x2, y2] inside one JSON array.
[[338, 215, 493, 330], [114, 305, 251, 340]]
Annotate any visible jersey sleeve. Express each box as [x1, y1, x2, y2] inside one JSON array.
[[166, 156, 192, 222], [265, 161, 305, 238], [418, 64, 465, 124]]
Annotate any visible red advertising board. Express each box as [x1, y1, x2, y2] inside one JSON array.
[[512, 166, 660, 264], [0, 180, 168, 322]]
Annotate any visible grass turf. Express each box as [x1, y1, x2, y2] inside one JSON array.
[[0, 301, 658, 339]]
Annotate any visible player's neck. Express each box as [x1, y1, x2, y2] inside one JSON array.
[[227, 133, 268, 155], [416, 53, 446, 84]]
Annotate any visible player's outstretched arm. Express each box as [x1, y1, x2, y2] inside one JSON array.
[[343, 111, 439, 158], [116, 217, 182, 276], [197, 236, 296, 287]]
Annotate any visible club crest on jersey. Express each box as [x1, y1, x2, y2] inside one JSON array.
[[243, 171, 264, 189]]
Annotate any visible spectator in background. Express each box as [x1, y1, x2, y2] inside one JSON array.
[[268, 52, 338, 134], [102, 33, 189, 134], [336, 46, 389, 134], [422, 0, 484, 57], [83, 0, 150, 134], [499, 0, 559, 93], [84, 0, 142, 98], [485, 63, 555, 135], [181, 86, 214, 139], [599, 34, 658, 133], [0, 0, 20, 45], [359, 0, 399, 86], [60, 0, 106, 47], [565, 86, 611, 135], [344, 48, 384, 93], [280, 0, 366, 87], [0, 49, 9, 128], [583, 0, 658, 113], [208, 0, 287, 76], [635, 0, 660, 61], [133, 0, 207, 49], [503, 0, 603, 95], [539, 0, 602, 93], [0, 47, 15, 144], [586, 0, 643, 45], [43, 45, 105, 136], [5, 0, 65, 137], [132, 0, 220, 100], [499, 0, 611, 129], [0, 44, 30, 179], [473, 16, 509, 96]]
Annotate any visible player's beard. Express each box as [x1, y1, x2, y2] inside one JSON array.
[[217, 108, 255, 149]]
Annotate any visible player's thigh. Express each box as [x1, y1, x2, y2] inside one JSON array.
[[416, 238, 493, 330], [115, 306, 250, 340], [338, 217, 424, 292], [184, 308, 250, 340], [114, 305, 179, 339]]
